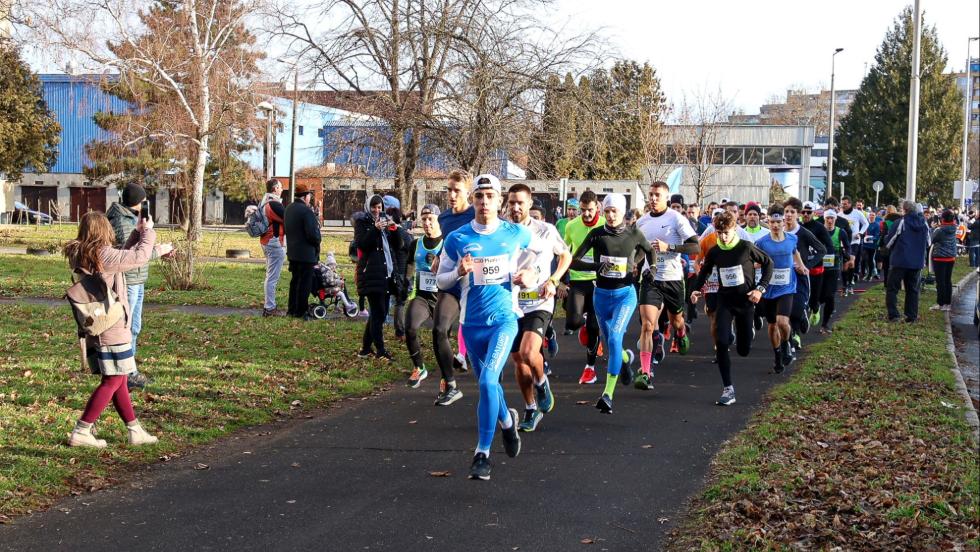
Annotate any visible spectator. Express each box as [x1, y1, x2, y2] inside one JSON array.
[[967, 211, 980, 268], [106, 183, 172, 391], [861, 210, 881, 280], [258, 179, 286, 317], [884, 200, 930, 323], [354, 194, 404, 360], [929, 209, 959, 312], [284, 184, 321, 319], [386, 205, 413, 341], [64, 211, 164, 448], [687, 203, 706, 234]]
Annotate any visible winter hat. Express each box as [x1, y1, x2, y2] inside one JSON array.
[[382, 195, 401, 210], [744, 202, 761, 215], [602, 193, 627, 213], [670, 194, 685, 206], [121, 183, 147, 207]]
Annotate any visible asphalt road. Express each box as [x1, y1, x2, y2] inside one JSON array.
[[0, 285, 866, 552]]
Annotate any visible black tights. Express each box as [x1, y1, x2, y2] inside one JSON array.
[[713, 294, 755, 387], [564, 281, 600, 365], [361, 291, 390, 355], [405, 298, 435, 369], [432, 292, 460, 383], [819, 269, 839, 326]]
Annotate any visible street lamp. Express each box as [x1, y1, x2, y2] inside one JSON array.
[[257, 101, 275, 181], [827, 47, 844, 200], [960, 37, 979, 212]]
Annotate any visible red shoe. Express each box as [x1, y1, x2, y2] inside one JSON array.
[[578, 366, 597, 384]]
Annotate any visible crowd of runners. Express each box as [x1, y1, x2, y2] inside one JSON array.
[[364, 171, 962, 480]]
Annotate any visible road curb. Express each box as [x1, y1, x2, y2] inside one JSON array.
[[945, 269, 979, 443]]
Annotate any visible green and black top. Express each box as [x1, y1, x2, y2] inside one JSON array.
[[570, 224, 655, 290], [693, 237, 773, 298]]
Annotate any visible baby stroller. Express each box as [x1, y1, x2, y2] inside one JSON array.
[[310, 252, 359, 319]]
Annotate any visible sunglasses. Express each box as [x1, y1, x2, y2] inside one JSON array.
[[801, 210, 813, 214]]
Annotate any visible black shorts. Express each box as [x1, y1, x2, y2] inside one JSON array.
[[705, 292, 718, 313], [761, 294, 794, 324], [511, 310, 553, 353], [639, 279, 686, 314]]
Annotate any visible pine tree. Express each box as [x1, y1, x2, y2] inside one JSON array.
[[0, 44, 61, 180], [834, 8, 963, 206]]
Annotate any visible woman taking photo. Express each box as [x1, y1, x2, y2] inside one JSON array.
[[64, 211, 169, 448], [353, 194, 404, 360]]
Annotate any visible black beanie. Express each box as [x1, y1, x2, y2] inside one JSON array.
[[670, 194, 684, 205], [122, 183, 147, 207]]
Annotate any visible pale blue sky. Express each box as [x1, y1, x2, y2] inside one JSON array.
[[553, 0, 979, 113]]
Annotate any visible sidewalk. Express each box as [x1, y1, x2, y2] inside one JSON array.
[[950, 269, 979, 409], [0, 286, 867, 551]]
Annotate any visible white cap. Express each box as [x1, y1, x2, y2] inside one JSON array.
[[711, 207, 724, 217], [473, 174, 502, 193], [824, 209, 838, 218], [802, 201, 817, 210], [602, 193, 627, 213]]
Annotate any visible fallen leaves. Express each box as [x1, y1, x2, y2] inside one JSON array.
[[193, 463, 210, 471], [427, 471, 452, 478]]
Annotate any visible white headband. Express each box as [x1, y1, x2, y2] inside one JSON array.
[[602, 193, 626, 213]]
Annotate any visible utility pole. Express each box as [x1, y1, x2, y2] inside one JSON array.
[[828, 48, 844, 199], [960, 38, 978, 211], [288, 68, 299, 204], [905, 0, 922, 202]]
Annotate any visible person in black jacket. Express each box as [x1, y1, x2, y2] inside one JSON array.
[[284, 184, 322, 319], [353, 194, 404, 360], [387, 206, 413, 340]]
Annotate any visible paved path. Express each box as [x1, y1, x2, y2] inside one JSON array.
[[0, 286, 867, 551], [951, 270, 979, 408], [0, 296, 263, 317]]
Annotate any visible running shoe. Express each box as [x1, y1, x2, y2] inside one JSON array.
[[790, 333, 802, 352], [407, 367, 428, 388], [595, 393, 613, 414], [375, 350, 394, 362], [652, 332, 666, 363], [544, 360, 552, 377], [518, 408, 543, 432], [781, 342, 795, 367], [453, 353, 468, 373], [546, 326, 559, 358], [469, 452, 492, 480], [357, 350, 374, 359], [536, 380, 555, 413], [716, 386, 736, 406], [435, 385, 463, 406], [800, 313, 810, 334], [501, 409, 522, 457], [929, 304, 943, 311], [634, 371, 654, 391], [818, 324, 833, 335], [773, 361, 785, 374], [619, 349, 635, 386], [809, 311, 821, 328], [578, 366, 597, 385]]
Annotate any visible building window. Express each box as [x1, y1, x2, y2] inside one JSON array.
[[811, 149, 827, 158], [783, 148, 802, 165], [724, 147, 743, 165], [764, 147, 784, 165], [745, 147, 764, 165], [317, 127, 325, 137], [298, 125, 304, 136]]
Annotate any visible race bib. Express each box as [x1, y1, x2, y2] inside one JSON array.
[[582, 254, 593, 264], [863, 235, 875, 244], [754, 266, 762, 284], [656, 252, 683, 280], [418, 271, 438, 292], [599, 255, 628, 279], [771, 268, 792, 286], [719, 266, 745, 287], [518, 289, 540, 307], [822, 254, 836, 268], [705, 269, 720, 293], [472, 254, 509, 286]]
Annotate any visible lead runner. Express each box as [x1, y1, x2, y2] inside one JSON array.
[[436, 174, 544, 481]]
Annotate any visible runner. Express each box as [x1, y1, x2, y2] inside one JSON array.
[[741, 203, 770, 332], [560, 190, 605, 384], [555, 198, 578, 238], [404, 205, 443, 388], [815, 209, 853, 333], [634, 181, 699, 389], [690, 211, 772, 405], [782, 198, 827, 352], [431, 170, 475, 406], [695, 208, 726, 365], [838, 196, 868, 295], [436, 174, 541, 480], [570, 193, 652, 413], [505, 184, 572, 432], [754, 206, 808, 374]]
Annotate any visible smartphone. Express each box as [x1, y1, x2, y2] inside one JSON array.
[[140, 200, 150, 221]]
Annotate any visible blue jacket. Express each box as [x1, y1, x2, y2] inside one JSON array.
[[862, 219, 882, 250], [885, 212, 930, 270]]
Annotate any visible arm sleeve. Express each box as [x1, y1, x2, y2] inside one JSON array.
[[306, 211, 321, 246], [270, 202, 286, 221], [436, 240, 462, 290], [634, 233, 656, 272], [858, 212, 869, 235], [99, 228, 158, 273], [570, 231, 598, 272], [675, 235, 700, 255], [803, 229, 827, 268], [407, 239, 418, 265]]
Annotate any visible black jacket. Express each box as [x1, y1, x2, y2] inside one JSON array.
[[352, 212, 404, 296], [284, 201, 321, 263]]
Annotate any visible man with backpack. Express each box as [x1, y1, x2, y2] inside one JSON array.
[[247, 179, 287, 317]]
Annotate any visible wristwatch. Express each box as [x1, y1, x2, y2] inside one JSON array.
[[548, 276, 560, 287], [755, 285, 767, 294]]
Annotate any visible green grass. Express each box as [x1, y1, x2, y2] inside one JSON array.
[[0, 224, 354, 261], [0, 304, 412, 517], [0, 254, 356, 309], [666, 284, 980, 550]]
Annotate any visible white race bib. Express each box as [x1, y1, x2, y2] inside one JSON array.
[[472, 254, 509, 286], [822, 254, 836, 268], [418, 271, 438, 292], [771, 268, 792, 286], [705, 269, 720, 293], [863, 235, 875, 244], [655, 252, 683, 280], [719, 266, 745, 287], [599, 255, 628, 279]]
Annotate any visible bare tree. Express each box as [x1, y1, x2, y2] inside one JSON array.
[[670, 87, 734, 204], [23, 0, 262, 282]]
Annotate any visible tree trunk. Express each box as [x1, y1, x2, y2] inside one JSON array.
[[186, 55, 211, 284]]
